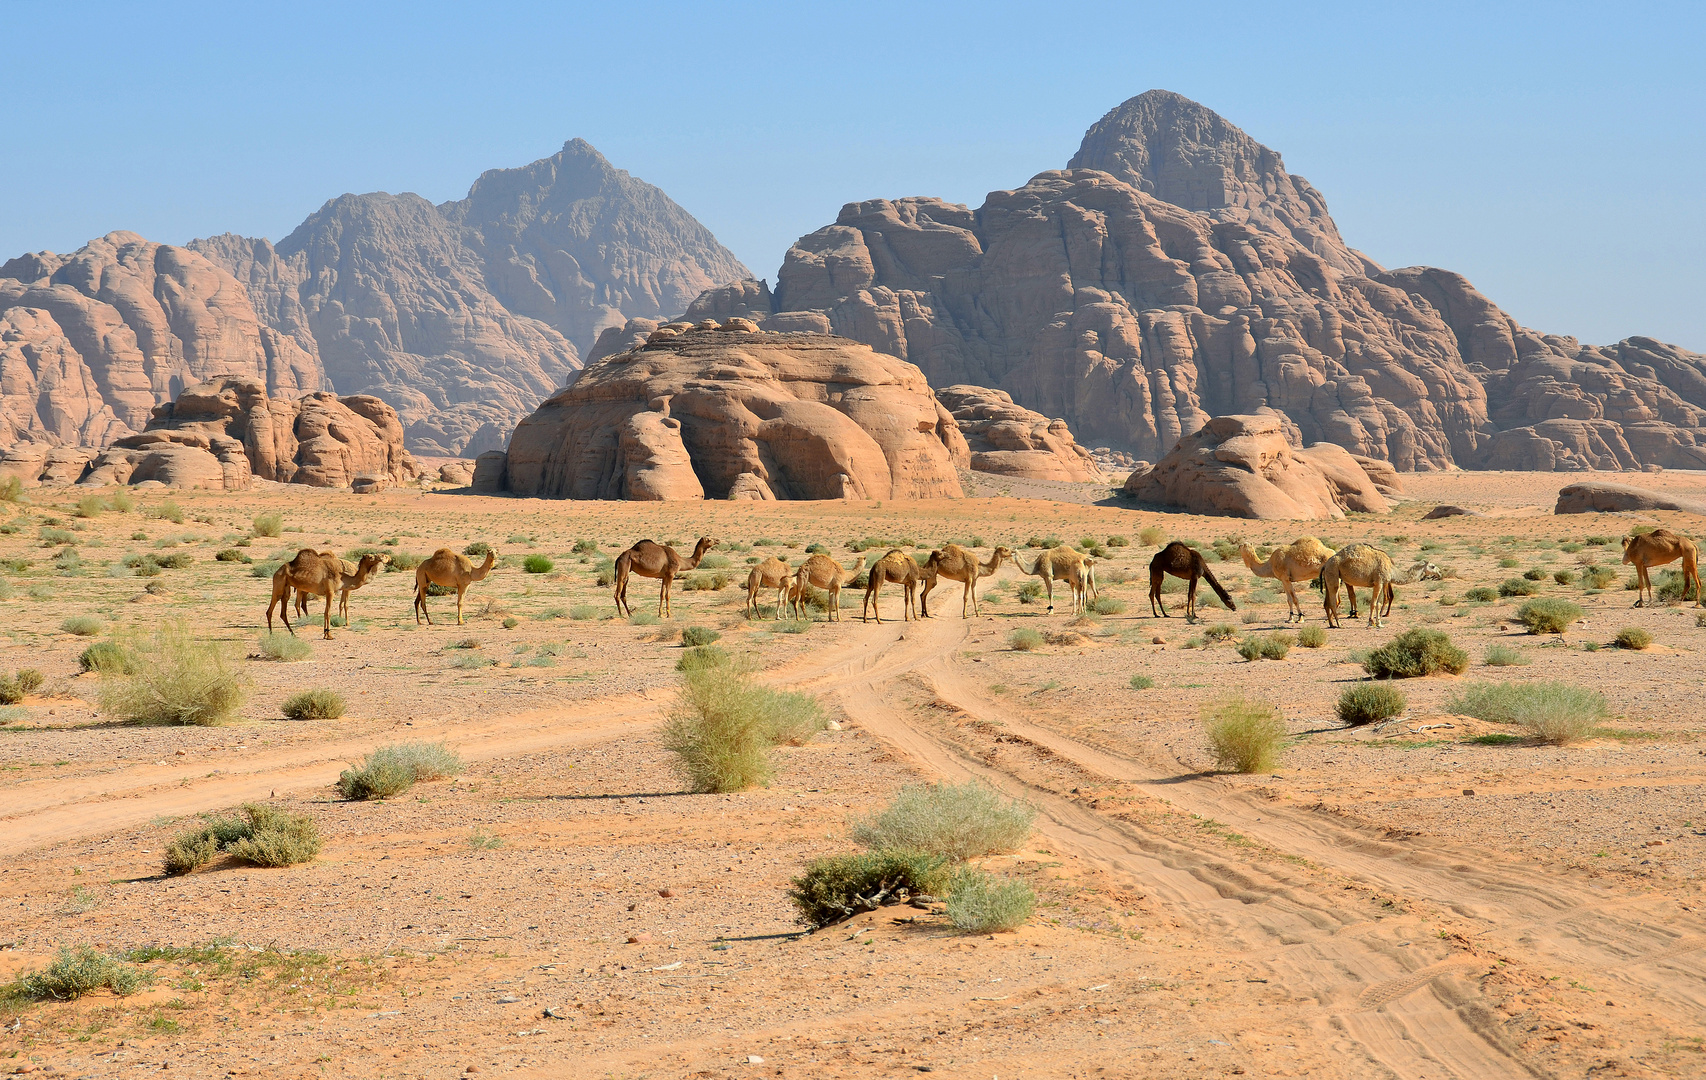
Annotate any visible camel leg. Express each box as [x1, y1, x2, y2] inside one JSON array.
[[1633, 565, 1648, 607], [1185, 575, 1199, 622], [1045, 576, 1056, 615], [963, 579, 973, 619], [1150, 571, 1166, 618], [456, 585, 466, 626], [320, 591, 333, 640]]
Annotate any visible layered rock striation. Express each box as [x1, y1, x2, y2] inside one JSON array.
[[498, 320, 966, 501], [934, 384, 1103, 482]]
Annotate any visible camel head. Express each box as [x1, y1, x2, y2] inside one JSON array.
[[1238, 544, 1263, 572], [986, 546, 1013, 571], [691, 537, 717, 560]]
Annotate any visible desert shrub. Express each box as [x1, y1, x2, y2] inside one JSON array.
[[214, 548, 251, 563], [75, 493, 105, 518], [572, 538, 599, 554], [684, 572, 731, 591], [522, 554, 554, 574], [1237, 632, 1293, 661], [1445, 681, 1607, 744], [852, 780, 1035, 860], [1464, 586, 1497, 602], [1016, 582, 1044, 604], [252, 513, 283, 537], [99, 623, 249, 725], [1130, 674, 1154, 689], [257, 631, 312, 661], [1516, 598, 1583, 635], [1337, 682, 1406, 725], [1202, 693, 1285, 773], [52, 547, 82, 573], [461, 541, 491, 559], [60, 615, 104, 636], [1581, 566, 1617, 590], [629, 611, 660, 626], [1522, 567, 1546, 581], [0, 668, 45, 704], [756, 687, 826, 746], [1484, 644, 1530, 667], [163, 804, 320, 873], [152, 500, 184, 524], [569, 604, 597, 620], [1297, 626, 1327, 648], [1138, 525, 1166, 546], [1008, 629, 1044, 651], [1614, 627, 1653, 650], [676, 645, 730, 672], [281, 689, 345, 720], [1499, 577, 1539, 597], [79, 640, 137, 674], [1089, 596, 1126, 615], [787, 850, 949, 929], [39, 526, 76, 545], [775, 619, 811, 634], [1656, 569, 1699, 602], [336, 742, 461, 800], [946, 869, 1035, 933], [0, 476, 21, 502], [661, 665, 774, 792], [1362, 628, 1468, 678], [1553, 569, 1575, 585], [1497, 556, 1520, 568], [153, 551, 192, 569], [16, 946, 143, 1000], [1205, 622, 1238, 642], [107, 488, 134, 513], [681, 626, 722, 647]]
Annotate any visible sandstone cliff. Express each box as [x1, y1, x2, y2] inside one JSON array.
[[934, 385, 1103, 482], [499, 321, 966, 501], [690, 90, 1706, 474]]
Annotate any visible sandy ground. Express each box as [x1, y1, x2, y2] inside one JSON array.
[[1, 472, 1703, 1078]]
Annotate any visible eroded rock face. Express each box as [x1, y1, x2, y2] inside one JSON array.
[[0, 232, 324, 449], [934, 385, 1102, 482], [503, 323, 965, 501], [1554, 482, 1706, 516], [1122, 413, 1389, 519]]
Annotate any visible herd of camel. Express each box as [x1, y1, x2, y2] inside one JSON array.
[[260, 527, 1703, 640]]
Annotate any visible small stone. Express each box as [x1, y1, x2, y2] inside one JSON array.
[[658, 888, 675, 898], [626, 903, 637, 911], [1462, 789, 1475, 796], [627, 933, 652, 944], [466, 1068, 482, 1075], [825, 720, 842, 731], [1152, 635, 1165, 645], [746, 1056, 764, 1065]]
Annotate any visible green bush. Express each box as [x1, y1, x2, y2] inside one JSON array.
[[662, 664, 823, 792], [1553, 569, 1575, 585], [75, 493, 105, 518], [851, 781, 1035, 860], [79, 640, 137, 674], [1297, 626, 1327, 648], [99, 623, 249, 725], [1337, 682, 1406, 725], [282, 689, 345, 720], [1445, 681, 1607, 744], [1016, 582, 1044, 604], [1656, 569, 1699, 602], [252, 513, 283, 537], [0, 668, 45, 704], [60, 615, 104, 636], [1089, 596, 1126, 615], [1484, 644, 1530, 667], [569, 604, 597, 620], [1614, 627, 1653, 650], [1464, 586, 1497, 602], [16, 946, 143, 1000], [163, 804, 320, 873], [677, 645, 730, 672], [1522, 567, 1546, 581], [682, 626, 722, 647], [0, 476, 21, 502], [107, 488, 134, 513], [152, 500, 184, 525], [756, 687, 826, 747], [215, 548, 252, 563], [1499, 577, 1539, 597], [787, 850, 949, 929], [1008, 628, 1044, 651], [463, 541, 492, 558], [336, 742, 461, 800], [1581, 566, 1618, 590], [522, 554, 554, 574], [1516, 598, 1583, 635], [1363, 629, 1468, 678], [946, 869, 1035, 933], [1205, 622, 1237, 642], [572, 538, 599, 554], [257, 631, 313, 661], [1202, 693, 1286, 773], [1235, 631, 1293, 661], [1497, 556, 1520, 569], [1129, 674, 1154, 690], [629, 611, 660, 626]]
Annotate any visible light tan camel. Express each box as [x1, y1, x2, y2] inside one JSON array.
[[1149, 542, 1235, 621], [862, 548, 938, 623], [922, 545, 1012, 618], [1622, 528, 1701, 607], [1319, 543, 1396, 629], [290, 550, 391, 623], [1022, 546, 1098, 615], [744, 555, 794, 619], [614, 537, 715, 618], [792, 553, 865, 622], [268, 550, 388, 639], [413, 547, 497, 626], [1239, 538, 1335, 623]]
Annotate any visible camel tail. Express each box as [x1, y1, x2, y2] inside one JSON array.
[[1202, 566, 1236, 611]]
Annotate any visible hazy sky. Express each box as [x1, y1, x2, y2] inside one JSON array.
[[4, 1, 1702, 348]]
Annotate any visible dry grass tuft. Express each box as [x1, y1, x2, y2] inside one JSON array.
[[946, 869, 1035, 933], [163, 804, 321, 874], [1445, 681, 1608, 745], [14, 946, 143, 1000], [282, 689, 345, 720], [1202, 693, 1286, 773], [851, 781, 1035, 860], [336, 742, 461, 800]]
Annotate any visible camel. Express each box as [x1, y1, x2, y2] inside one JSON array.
[[1149, 542, 1236, 621], [1319, 543, 1396, 629], [1622, 528, 1701, 607], [613, 537, 715, 618], [862, 548, 938, 623], [413, 547, 497, 626], [922, 544, 1013, 618], [268, 550, 388, 639], [290, 550, 390, 623], [1021, 546, 1098, 615], [791, 553, 865, 622], [744, 555, 795, 619], [1239, 538, 1335, 623]]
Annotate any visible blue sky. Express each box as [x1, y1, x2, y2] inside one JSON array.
[[3, 1, 1702, 348]]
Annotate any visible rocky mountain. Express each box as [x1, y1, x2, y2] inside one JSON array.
[[689, 90, 1706, 473]]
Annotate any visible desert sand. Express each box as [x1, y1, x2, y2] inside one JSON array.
[[1, 472, 1703, 1078]]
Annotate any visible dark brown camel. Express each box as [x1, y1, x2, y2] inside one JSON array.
[[613, 537, 715, 618], [1148, 541, 1236, 621]]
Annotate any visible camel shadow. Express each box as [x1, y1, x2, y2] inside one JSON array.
[[521, 791, 697, 802]]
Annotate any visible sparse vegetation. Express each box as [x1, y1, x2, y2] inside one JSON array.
[[215, 547, 252, 563], [1138, 525, 1166, 546], [1362, 628, 1468, 678], [79, 640, 137, 674], [662, 662, 825, 792], [1089, 596, 1126, 615], [1202, 693, 1286, 773], [1129, 674, 1154, 689], [60, 615, 103, 636], [787, 850, 949, 929], [1337, 682, 1406, 725], [1008, 628, 1044, 651], [522, 554, 554, 574], [1516, 598, 1583, 635], [851, 781, 1035, 861], [1297, 625, 1327, 649], [257, 631, 313, 661], [569, 604, 597, 620], [681, 626, 722, 647], [151, 500, 184, 524], [1614, 627, 1653, 650], [14, 946, 144, 1000], [1015, 582, 1044, 604], [629, 611, 660, 626], [1445, 681, 1607, 745], [1499, 577, 1540, 597], [677, 645, 730, 672], [1464, 586, 1497, 602], [75, 493, 105, 518], [464, 541, 492, 558], [335, 742, 461, 800], [0, 668, 45, 704], [163, 804, 321, 874], [99, 622, 250, 725], [945, 869, 1035, 933], [1236, 631, 1293, 661], [1553, 569, 1575, 585], [252, 513, 283, 537], [1484, 644, 1530, 666], [1582, 566, 1618, 590], [282, 689, 345, 720]]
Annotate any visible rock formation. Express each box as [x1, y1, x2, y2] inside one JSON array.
[[192, 139, 748, 456], [689, 90, 1706, 475], [1554, 482, 1706, 516], [934, 385, 1103, 482], [1122, 413, 1390, 519], [497, 321, 966, 501]]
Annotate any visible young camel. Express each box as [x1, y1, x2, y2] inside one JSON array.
[[862, 548, 938, 623], [413, 547, 497, 626], [1622, 528, 1701, 607], [1239, 538, 1335, 623], [922, 544, 1013, 618], [1149, 542, 1236, 621], [744, 555, 794, 619], [1319, 543, 1396, 629], [791, 554, 865, 622], [1021, 546, 1097, 615], [614, 537, 715, 618], [268, 550, 388, 639], [290, 550, 391, 623]]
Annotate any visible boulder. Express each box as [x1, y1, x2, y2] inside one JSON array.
[[436, 461, 474, 486], [934, 385, 1103, 482], [1554, 483, 1706, 516], [503, 323, 966, 501], [1422, 504, 1480, 519], [471, 450, 509, 494], [351, 475, 388, 494], [1122, 413, 1390, 519]]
